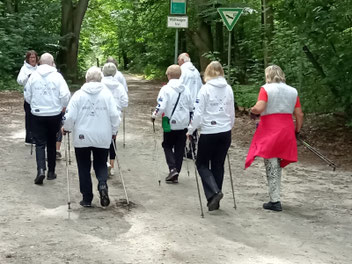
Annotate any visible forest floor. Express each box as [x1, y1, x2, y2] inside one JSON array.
[[0, 75, 351, 264]]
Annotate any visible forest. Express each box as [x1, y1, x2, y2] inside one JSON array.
[[0, 0, 351, 124]]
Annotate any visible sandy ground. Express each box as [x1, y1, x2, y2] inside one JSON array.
[[0, 75, 351, 264]]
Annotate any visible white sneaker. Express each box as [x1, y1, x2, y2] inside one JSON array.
[[107, 162, 112, 175], [110, 168, 115, 176]]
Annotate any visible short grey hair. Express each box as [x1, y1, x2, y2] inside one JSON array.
[[178, 53, 191, 63], [39, 53, 54, 66], [85, 66, 103, 82], [102, 62, 117, 77]]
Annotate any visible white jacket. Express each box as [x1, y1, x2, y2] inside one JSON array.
[[17, 61, 37, 86], [63, 82, 120, 149], [180, 62, 203, 107], [24, 64, 70, 116], [102, 76, 128, 113], [154, 79, 193, 130], [188, 77, 235, 135], [114, 71, 128, 93]]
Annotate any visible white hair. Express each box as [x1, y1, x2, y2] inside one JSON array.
[[39, 53, 54, 66], [85, 66, 103, 82], [102, 63, 117, 77], [178, 53, 191, 63]]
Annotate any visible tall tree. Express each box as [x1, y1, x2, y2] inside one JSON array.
[[57, 0, 89, 81]]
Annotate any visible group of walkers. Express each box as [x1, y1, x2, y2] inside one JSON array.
[[17, 51, 128, 208], [17, 50, 303, 213]]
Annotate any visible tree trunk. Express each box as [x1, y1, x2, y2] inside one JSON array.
[[261, 0, 274, 68], [57, 0, 89, 82], [215, 22, 224, 61], [189, 21, 213, 72]]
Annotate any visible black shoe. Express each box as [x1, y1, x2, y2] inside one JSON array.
[[98, 184, 110, 207], [263, 201, 282, 211], [34, 169, 45, 185], [79, 200, 92, 207], [47, 171, 57, 180], [208, 192, 223, 211], [165, 168, 179, 183]]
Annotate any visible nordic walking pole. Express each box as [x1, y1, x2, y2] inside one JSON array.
[[64, 132, 71, 210], [298, 138, 337, 171], [112, 139, 130, 205], [67, 132, 71, 165], [184, 147, 190, 177], [123, 110, 126, 148], [189, 138, 204, 218], [227, 153, 237, 209], [151, 108, 161, 186]]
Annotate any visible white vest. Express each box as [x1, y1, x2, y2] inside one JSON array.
[[261, 82, 298, 116]]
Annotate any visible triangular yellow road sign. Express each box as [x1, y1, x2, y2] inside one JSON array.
[[218, 8, 243, 31]]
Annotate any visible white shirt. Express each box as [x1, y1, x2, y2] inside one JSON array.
[[24, 64, 70, 116], [188, 77, 235, 135], [63, 82, 120, 149]]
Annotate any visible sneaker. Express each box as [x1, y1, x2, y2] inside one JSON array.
[[56, 151, 62, 160], [47, 171, 57, 180], [34, 169, 45, 185], [263, 201, 282, 211], [165, 168, 179, 184], [207, 192, 223, 211], [98, 184, 110, 207], [109, 167, 115, 176], [79, 200, 92, 207]]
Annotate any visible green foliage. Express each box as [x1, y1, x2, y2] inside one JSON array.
[[233, 84, 259, 108]]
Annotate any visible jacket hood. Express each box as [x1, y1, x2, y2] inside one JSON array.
[[168, 79, 185, 93], [36, 64, 57, 77], [24, 61, 37, 70], [181, 61, 196, 72], [81, 82, 105, 95], [207, 76, 228, 88], [102, 76, 120, 90]]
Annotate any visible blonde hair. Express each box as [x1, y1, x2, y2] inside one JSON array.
[[204, 61, 224, 82], [85, 66, 102, 82], [166, 64, 181, 79], [102, 62, 117, 77], [265, 65, 286, 83]]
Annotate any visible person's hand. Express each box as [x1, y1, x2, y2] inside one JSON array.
[[112, 134, 116, 140], [61, 127, 69, 135], [151, 113, 156, 123], [250, 112, 260, 120]]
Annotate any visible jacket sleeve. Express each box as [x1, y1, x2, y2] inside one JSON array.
[[109, 96, 121, 135], [17, 66, 29, 86], [119, 85, 129, 109], [23, 75, 33, 104], [152, 86, 166, 117], [188, 86, 205, 134], [58, 74, 71, 108], [62, 93, 78, 132], [228, 86, 235, 128]]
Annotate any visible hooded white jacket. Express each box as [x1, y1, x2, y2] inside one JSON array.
[[188, 77, 235, 135], [180, 61, 203, 106], [154, 79, 193, 130], [17, 61, 37, 86], [63, 82, 120, 149], [114, 71, 128, 93], [24, 64, 70, 116], [102, 76, 128, 113]]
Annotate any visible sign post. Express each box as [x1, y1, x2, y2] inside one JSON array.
[[217, 8, 243, 82], [169, 0, 187, 64]]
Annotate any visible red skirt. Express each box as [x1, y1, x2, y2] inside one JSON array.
[[245, 113, 297, 169]]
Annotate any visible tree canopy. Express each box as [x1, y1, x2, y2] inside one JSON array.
[[1, 0, 351, 123]]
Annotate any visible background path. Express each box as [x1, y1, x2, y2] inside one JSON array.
[[0, 75, 351, 263]]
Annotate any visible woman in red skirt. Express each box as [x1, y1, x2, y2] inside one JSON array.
[[245, 65, 304, 211]]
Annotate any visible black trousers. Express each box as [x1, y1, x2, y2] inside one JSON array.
[[162, 129, 187, 173], [75, 147, 109, 203], [32, 114, 61, 172], [24, 101, 33, 143], [196, 130, 231, 200]]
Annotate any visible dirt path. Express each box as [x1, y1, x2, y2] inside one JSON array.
[[0, 75, 351, 264]]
